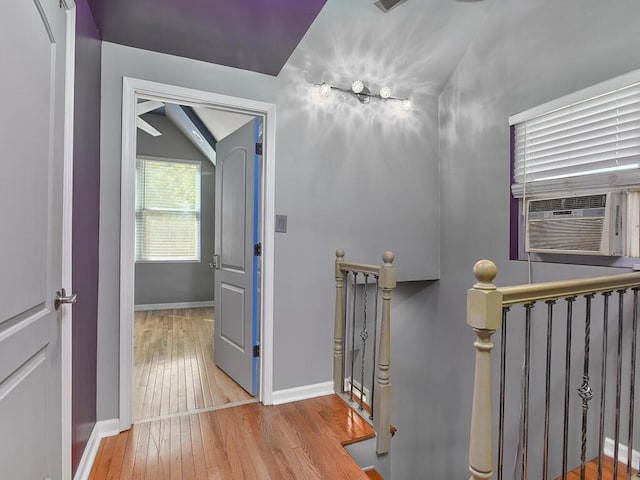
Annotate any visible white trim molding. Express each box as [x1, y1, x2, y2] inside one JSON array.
[[62, 4, 76, 480], [134, 301, 215, 311], [604, 436, 640, 470], [73, 419, 120, 480], [271, 381, 334, 405], [120, 77, 276, 430]]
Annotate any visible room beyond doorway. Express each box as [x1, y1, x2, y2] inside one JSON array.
[[119, 77, 277, 432]]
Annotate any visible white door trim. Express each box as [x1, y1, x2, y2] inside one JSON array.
[[61, 1, 76, 479], [119, 77, 276, 430]]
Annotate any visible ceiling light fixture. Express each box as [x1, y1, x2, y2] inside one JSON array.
[[315, 81, 411, 110]]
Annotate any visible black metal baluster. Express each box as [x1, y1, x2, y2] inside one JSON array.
[[498, 307, 509, 480], [598, 292, 612, 480], [359, 274, 369, 411], [370, 275, 379, 420], [350, 272, 358, 402], [543, 300, 556, 480], [578, 295, 595, 480], [522, 303, 534, 480], [562, 297, 576, 480], [628, 288, 639, 480], [614, 290, 627, 480]]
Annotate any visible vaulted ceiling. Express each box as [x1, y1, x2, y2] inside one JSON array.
[[85, 0, 327, 76]]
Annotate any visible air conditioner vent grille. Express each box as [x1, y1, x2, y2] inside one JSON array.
[[528, 218, 604, 252], [529, 194, 607, 213]]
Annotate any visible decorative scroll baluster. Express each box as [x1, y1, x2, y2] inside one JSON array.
[[373, 251, 396, 455], [614, 290, 627, 480], [334, 249, 346, 393], [628, 288, 639, 480], [562, 297, 576, 480], [370, 275, 379, 420], [350, 272, 359, 402], [359, 274, 369, 411], [467, 260, 502, 480], [578, 294, 595, 480], [598, 292, 612, 479], [522, 302, 534, 480], [543, 300, 556, 480], [498, 308, 509, 480]]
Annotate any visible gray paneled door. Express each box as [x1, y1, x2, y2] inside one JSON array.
[[214, 119, 259, 395], [0, 1, 69, 479]]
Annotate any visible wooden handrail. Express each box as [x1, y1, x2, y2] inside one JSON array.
[[334, 248, 396, 456], [499, 272, 640, 306], [466, 259, 640, 480]]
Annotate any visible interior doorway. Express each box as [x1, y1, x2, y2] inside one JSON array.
[[119, 78, 276, 431], [132, 100, 261, 422]]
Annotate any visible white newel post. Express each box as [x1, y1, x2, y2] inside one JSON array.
[[334, 248, 346, 393], [467, 260, 502, 480], [374, 251, 396, 455]]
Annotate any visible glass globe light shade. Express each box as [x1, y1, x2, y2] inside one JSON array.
[[351, 80, 364, 94], [401, 99, 413, 112], [318, 82, 332, 99], [379, 86, 392, 99]]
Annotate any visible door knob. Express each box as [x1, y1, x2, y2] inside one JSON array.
[[55, 288, 77, 310], [210, 254, 221, 270]]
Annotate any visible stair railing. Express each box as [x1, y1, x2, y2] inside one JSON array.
[[467, 260, 640, 480], [334, 248, 396, 455]]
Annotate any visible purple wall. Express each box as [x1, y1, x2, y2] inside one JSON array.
[[85, 0, 326, 76], [72, 0, 101, 473]]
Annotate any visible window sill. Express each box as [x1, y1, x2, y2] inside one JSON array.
[[512, 252, 640, 270]]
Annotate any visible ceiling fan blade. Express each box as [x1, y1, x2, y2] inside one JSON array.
[[136, 100, 164, 116], [136, 117, 162, 137]]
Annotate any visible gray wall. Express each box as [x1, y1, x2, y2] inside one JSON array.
[[71, 0, 101, 473], [412, 0, 640, 478], [134, 114, 215, 306]]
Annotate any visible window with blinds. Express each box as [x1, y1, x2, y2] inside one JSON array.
[[135, 157, 201, 262], [511, 80, 640, 198]]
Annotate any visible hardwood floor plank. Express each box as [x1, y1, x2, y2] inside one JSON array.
[[106, 430, 130, 480], [189, 414, 208, 480], [169, 416, 182, 480]]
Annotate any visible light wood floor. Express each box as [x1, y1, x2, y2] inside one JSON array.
[[89, 394, 376, 480], [134, 308, 253, 422]]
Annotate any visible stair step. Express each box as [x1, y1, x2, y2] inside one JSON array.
[[556, 456, 637, 479], [364, 468, 384, 480]]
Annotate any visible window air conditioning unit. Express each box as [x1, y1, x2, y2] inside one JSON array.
[[526, 193, 625, 256]]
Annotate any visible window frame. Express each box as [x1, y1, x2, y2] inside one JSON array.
[[509, 68, 640, 267], [135, 155, 202, 263]]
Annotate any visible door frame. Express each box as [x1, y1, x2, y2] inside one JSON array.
[[61, 1, 76, 478], [119, 77, 276, 430]]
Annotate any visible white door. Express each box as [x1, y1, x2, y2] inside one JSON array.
[[214, 119, 260, 395], [0, 1, 69, 478]]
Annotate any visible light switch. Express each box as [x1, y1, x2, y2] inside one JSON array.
[[275, 214, 287, 233]]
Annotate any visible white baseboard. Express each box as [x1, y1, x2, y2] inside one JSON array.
[[134, 301, 214, 311], [271, 381, 334, 405], [604, 436, 640, 469], [73, 419, 120, 480]]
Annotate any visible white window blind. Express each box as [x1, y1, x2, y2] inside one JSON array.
[[512, 81, 640, 198], [136, 157, 201, 262]]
